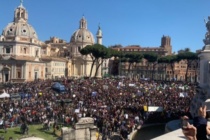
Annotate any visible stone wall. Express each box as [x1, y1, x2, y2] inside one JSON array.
[[61, 117, 98, 140]]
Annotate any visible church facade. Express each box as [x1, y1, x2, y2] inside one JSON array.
[[68, 16, 102, 77], [0, 2, 102, 83], [0, 2, 45, 83]]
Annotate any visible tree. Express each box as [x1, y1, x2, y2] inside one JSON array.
[[158, 56, 168, 80], [109, 49, 120, 59], [177, 51, 198, 82], [80, 45, 95, 77], [124, 52, 143, 73], [158, 55, 178, 80], [94, 46, 111, 77], [143, 53, 158, 79]]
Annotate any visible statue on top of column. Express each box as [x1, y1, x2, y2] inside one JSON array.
[[203, 16, 210, 47]]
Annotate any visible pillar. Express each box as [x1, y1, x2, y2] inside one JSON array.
[[2, 71, 4, 83]]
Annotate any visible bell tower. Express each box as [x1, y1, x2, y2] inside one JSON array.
[[79, 16, 87, 29], [160, 35, 172, 55]]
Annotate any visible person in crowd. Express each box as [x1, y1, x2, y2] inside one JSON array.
[[1, 78, 196, 138], [182, 105, 210, 140]]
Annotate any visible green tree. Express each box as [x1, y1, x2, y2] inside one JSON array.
[[80, 44, 108, 77], [124, 52, 143, 73], [80, 45, 95, 77], [177, 51, 198, 82], [143, 53, 158, 80], [158, 55, 178, 80], [94, 46, 111, 77], [158, 56, 168, 80]]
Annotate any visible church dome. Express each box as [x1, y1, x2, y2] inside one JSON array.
[[1, 2, 38, 40], [70, 16, 95, 44], [2, 22, 38, 39]]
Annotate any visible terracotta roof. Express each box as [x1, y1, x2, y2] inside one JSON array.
[[124, 45, 141, 49], [111, 46, 168, 53]]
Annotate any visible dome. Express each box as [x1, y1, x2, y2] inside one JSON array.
[[70, 16, 95, 44], [1, 1, 38, 40], [2, 22, 38, 39], [70, 28, 95, 44]]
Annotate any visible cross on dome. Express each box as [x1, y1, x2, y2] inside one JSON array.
[[20, 0, 23, 7]]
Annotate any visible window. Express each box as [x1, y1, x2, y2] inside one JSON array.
[[18, 72, 21, 78], [36, 50, 39, 56], [29, 72, 31, 78], [78, 46, 81, 52], [6, 48, 10, 53], [21, 28, 27, 35], [24, 48, 26, 54], [21, 12, 24, 18]]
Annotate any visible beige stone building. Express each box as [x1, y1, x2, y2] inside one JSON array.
[[167, 59, 198, 82], [110, 36, 172, 77], [41, 17, 103, 78], [67, 17, 102, 77], [0, 2, 46, 82], [0, 2, 104, 83], [111, 35, 198, 81]]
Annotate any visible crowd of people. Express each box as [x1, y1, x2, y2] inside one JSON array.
[[0, 77, 196, 139]]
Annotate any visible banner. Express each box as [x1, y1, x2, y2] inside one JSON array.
[[179, 92, 188, 97], [147, 106, 163, 112], [129, 84, 136, 87]]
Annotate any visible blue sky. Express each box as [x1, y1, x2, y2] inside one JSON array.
[[0, 0, 210, 53]]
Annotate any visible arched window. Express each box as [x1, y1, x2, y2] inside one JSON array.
[[6, 48, 10, 54], [17, 12, 20, 18], [24, 48, 27, 54], [21, 12, 24, 18]]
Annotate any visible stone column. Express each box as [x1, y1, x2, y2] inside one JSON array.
[[2, 71, 4, 83], [23, 64, 26, 79], [8, 70, 10, 81], [11, 65, 14, 79], [81, 63, 83, 76], [21, 65, 24, 79]]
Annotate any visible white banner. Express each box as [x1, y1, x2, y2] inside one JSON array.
[[179, 92, 188, 97], [148, 106, 163, 112], [129, 84, 136, 87]]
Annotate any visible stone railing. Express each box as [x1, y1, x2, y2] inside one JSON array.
[[151, 129, 185, 140]]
